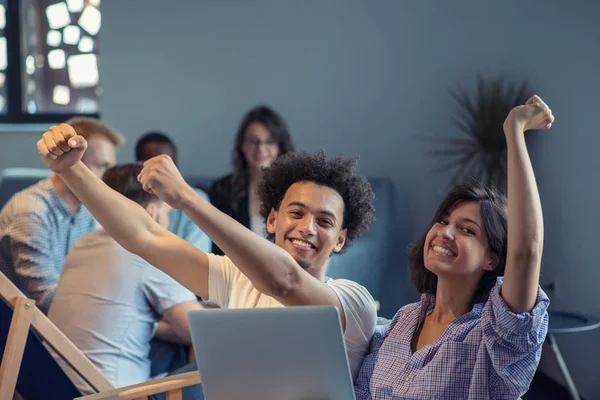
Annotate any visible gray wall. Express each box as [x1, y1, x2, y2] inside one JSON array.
[[1, 0, 599, 396]]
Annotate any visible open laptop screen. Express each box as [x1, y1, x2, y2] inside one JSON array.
[[188, 306, 356, 400]]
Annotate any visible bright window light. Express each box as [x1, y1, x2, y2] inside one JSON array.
[[77, 36, 94, 52], [0, 94, 5, 112], [0, 72, 5, 86], [67, 53, 98, 87], [53, 85, 70, 105], [0, 4, 6, 30], [18, 0, 103, 116], [47, 30, 62, 47], [46, 2, 71, 30], [26, 55, 36, 74], [63, 25, 81, 45], [48, 49, 66, 69], [27, 100, 37, 114], [66, 0, 84, 13], [0, 37, 6, 71], [78, 5, 101, 36]]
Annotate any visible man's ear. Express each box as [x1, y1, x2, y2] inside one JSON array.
[[266, 208, 278, 235], [333, 228, 347, 253]]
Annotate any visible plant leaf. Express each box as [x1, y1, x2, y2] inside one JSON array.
[[425, 76, 531, 189]]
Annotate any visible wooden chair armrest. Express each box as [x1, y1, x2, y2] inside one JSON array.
[[75, 371, 201, 400]]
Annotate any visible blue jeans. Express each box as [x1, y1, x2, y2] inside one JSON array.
[[149, 338, 189, 377], [150, 362, 204, 400]]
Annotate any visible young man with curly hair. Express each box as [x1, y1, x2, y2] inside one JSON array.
[[36, 124, 378, 388]]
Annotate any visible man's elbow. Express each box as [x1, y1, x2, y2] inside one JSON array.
[[255, 268, 302, 299]]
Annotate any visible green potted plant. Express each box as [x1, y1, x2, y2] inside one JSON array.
[[429, 77, 531, 191]]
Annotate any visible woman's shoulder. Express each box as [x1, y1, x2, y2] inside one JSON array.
[[385, 300, 425, 329]]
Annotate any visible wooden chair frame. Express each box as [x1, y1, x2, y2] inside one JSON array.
[[1, 272, 200, 400]]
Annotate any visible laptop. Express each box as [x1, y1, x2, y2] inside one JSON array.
[[188, 306, 356, 400]]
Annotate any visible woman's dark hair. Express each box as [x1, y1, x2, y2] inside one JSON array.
[[408, 183, 508, 303], [257, 151, 375, 253], [102, 163, 158, 207], [230, 105, 295, 209]]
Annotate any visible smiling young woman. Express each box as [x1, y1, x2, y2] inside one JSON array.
[[355, 95, 554, 400]]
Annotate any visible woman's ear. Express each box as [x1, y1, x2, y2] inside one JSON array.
[[484, 253, 500, 272]]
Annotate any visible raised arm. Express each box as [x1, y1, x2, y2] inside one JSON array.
[[37, 125, 210, 298], [138, 157, 319, 296], [501, 95, 554, 313], [138, 156, 364, 329]]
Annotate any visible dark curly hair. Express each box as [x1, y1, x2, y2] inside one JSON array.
[[257, 151, 375, 253], [408, 183, 508, 304]]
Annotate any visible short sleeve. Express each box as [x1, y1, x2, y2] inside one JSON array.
[[328, 279, 378, 379], [141, 260, 197, 315], [207, 253, 243, 308]]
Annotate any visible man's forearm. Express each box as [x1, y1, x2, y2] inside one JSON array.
[[154, 320, 190, 345], [59, 162, 157, 252], [179, 190, 300, 295]]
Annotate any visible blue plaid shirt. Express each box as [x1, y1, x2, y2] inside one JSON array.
[[354, 278, 549, 400], [0, 178, 97, 314]]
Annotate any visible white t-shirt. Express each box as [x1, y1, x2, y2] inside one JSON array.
[[206, 253, 377, 379]]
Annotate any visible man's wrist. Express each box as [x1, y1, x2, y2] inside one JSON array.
[[178, 184, 201, 211], [56, 161, 85, 178]]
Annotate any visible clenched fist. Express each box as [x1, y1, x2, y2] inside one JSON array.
[[504, 95, 555, 133], [37, 124, 87, 173], [137, 155, 194, 209]]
